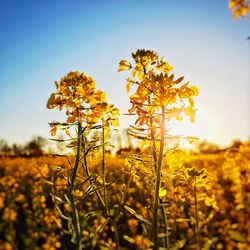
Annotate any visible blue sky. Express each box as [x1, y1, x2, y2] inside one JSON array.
[[0, 0, 249, 146]]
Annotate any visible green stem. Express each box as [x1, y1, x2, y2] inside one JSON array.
[[102, 122, 109, 216], [194, 176, 200, 250], [112, 219, 120, 250], [82, 134, 105, 209], [69, 192, 81, 250], [152, 106, 165, 250], [69, 123, 82, 250], [160, 198, 169, 249], [145, 61, 158, 175], [71, 123, 82, 186], [102, 122, 120, 249], [150, 117, 158, 174]]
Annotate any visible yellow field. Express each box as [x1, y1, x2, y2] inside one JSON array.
[[0, 141, 249, 250]]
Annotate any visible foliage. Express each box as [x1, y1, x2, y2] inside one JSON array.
[[46, 70, 121, 249], [0, 137, 46, 157], [119, 49, 199, 249], [0, 142, 250, 249], [1, 46, 249, 250]]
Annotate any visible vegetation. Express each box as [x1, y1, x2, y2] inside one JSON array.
[[0, 1, 249, 249], [0, 48, 250, 250], [118, 49, 198, 250], [0, 141, 250, 249], [0, 137, 46, 157]]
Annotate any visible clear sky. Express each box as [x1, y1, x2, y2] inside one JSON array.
[[0, 0, 249, 146]]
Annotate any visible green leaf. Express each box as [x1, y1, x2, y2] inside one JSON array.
[[42, 179, 54, 186], [123, 235, 135, 244], [124, 205, 151, 225], [203, 242, 211, 250], [97, 217, 110, 233], [229, 230, 245, 242], [52, 165, 63, 171], [176, 218, 190, 223], [82, 211, 100, 221]]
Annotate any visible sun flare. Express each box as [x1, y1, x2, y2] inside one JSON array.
[[168, 104, 220, 147]]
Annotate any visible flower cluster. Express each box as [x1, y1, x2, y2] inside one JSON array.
[[47, 71, 119, 135], [229, 0, 249, 18], [118, 49, 198, 134]]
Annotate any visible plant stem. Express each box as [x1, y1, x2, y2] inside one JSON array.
[[69, 192, 81, 250], [160, 198, 169, 249], [71, 123, 82, 186], [194, 176, 200, 250], [70, 122, 82, 250], [149, 118, 158, 174], [102, 122, 121, 249], [82, 134, 105, 209], [145, 61, 157, 175], [112, 219, 120, 250], [102, 121, 109, 216], [152, 107, 165, 250]]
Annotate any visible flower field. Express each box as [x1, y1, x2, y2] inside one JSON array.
[[1, 48, 250, 250], [1, 0, 249, 249], [0, 140, 249, 250]]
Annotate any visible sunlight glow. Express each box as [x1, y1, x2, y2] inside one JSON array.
[[168, 103, 221, 146]]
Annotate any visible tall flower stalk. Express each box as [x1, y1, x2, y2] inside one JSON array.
[[118, 49, 198, 249], [68, 122, 82, 250], [188, 167, 204, 250], [47, 71, 119, 249]]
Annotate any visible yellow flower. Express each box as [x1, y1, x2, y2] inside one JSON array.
[[0, 242, 13, 250], [229, 0, 249, 18], [119, 49, 199, 131], [0, 192, 6, 209], [15, 194, 25, 203], [2, 208, 17, 222], [47, 71, 119, 135], [73, 189, 83, 198], [134, 235, 152, 250]]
